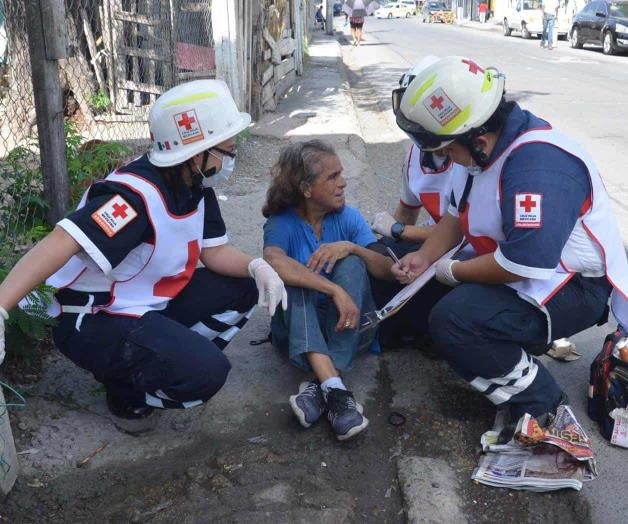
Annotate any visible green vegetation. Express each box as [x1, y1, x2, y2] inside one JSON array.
[[0, 124, 132, 359]]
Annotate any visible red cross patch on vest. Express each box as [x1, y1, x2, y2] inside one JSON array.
[[514, 193, 542, 228], [91, 195, 138, 237]]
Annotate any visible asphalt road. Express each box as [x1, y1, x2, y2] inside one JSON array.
[[337, 17, 628, 523]]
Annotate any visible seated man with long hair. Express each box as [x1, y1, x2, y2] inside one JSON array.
[[262, 140, 394, 441]]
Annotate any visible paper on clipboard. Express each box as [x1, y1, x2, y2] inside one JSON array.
[[360, 242, 466, 331]]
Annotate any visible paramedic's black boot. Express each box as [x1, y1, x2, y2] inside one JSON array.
[[497, 392, 569, 444], [106, 390, 154, 420]]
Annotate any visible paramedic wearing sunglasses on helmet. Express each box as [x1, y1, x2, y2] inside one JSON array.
[[392, 56, 628, 436], [0, 80, 287, 421], [370, 56, 469, 347]]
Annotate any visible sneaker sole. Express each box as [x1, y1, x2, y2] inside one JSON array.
[[336, 416, 370, 441], [289, 394, 313, 428], [289, 381, 325, 429]]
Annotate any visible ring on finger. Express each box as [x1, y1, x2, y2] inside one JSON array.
[[344, 320, 351, 327]]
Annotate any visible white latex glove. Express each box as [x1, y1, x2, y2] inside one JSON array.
[[0, 306, 8, 366], [434, 259, 461, 287], [248, 258, 288, 316], [371, 211, 396, 237]]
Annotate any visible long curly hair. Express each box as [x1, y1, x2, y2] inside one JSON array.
[[262, 140, 337, 218]]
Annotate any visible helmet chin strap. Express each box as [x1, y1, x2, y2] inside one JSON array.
[[187, 150, 214, 187], [460, 127, 490, 168]]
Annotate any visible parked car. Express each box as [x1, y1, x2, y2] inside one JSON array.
[[570, 0, 628, 54], [333, 2, 343, 16], [375, 2, 416, 18], [421, 1, 450, 22], [503, 0, 568, 39]]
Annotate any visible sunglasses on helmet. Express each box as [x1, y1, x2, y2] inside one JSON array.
[[395, 109, 460, 151]]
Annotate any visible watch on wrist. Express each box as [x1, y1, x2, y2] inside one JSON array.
[[391, 222, 405, 241]]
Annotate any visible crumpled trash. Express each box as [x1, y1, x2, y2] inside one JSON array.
[[547, 338, 581, 362]]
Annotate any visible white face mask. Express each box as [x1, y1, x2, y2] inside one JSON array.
[[467, 164, 483, 176], [200, 152, 236, 188]]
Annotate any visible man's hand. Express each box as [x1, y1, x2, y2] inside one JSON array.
[[371, 211, 396, 238], [434, 259, 461, 287], [0, 306, 8, 366], [331, 287, 359, 331], [307, 241, 354, 274], [248, 258, 288, 316], [392, 251, 430, 284]]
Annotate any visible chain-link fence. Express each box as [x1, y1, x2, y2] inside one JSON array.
[[0, 0, 215, 262]]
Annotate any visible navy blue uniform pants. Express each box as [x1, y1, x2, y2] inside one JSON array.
[[429, 275, 611, 420], [52, 269, 258, 409]]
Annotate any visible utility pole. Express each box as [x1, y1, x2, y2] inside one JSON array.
[[24, 0, 70, 225], [326, 0, 334, 35]]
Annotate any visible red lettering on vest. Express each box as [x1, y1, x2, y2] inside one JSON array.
[[419, 193, 442, 223], [153, 240, 200, 298], [459, 203, 498, 255]]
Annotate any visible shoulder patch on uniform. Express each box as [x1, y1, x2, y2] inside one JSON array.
[[514, 193, 542, 228], [91, 195, 138, 237]]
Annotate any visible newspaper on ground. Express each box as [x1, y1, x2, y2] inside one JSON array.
[[473, 406, 597, 492], [609, 408, 628, 448], [360, 242, 465, 331]]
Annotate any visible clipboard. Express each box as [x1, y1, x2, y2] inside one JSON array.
[[360, 242, 466, 331]]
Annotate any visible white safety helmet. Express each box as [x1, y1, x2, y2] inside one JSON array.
[[148, 79, 251, 167], [395, 56, 506, 151]]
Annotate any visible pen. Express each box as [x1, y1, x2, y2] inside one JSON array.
[[386, 246, 403, 267]]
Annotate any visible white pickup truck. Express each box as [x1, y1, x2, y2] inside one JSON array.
[[503, 0, 569, 39]]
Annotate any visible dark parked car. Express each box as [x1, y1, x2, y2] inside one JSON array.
[[570, 0, 628, 55], [421, 1, 450, 22], [334, 2, 343, 16]]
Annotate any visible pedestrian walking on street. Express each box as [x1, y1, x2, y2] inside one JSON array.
[[0, 80, 287, 423], [479, 1, 488, 23], [393, 56, 628, 439], [541, 0, 560, 49], [350, 14, 365, 45], [262, 140, 394, 441]]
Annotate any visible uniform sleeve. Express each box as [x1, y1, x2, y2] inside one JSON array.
[[202, 188, 228, 247], [495, 143, 590, 279], [263, 215, 291, 254], [400, 146, 422, 209], [57, 183, 150, 274], [346, 207, 377, 247]]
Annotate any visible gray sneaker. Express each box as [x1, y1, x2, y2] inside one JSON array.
[[289, 381, 327, 428], [325, 388, 369, 441]]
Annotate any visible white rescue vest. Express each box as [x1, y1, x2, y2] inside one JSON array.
[[46, 171, 205, 318], [450, 127, 628, 337], [405, 146, 465, 224]]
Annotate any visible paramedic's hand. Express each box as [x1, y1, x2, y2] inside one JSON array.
[[0, 306, 8, 366], [331, 287, 359, 331], [392, 251, 429, 285], [371, 211, 396, 238], [434, 259, 461, 287], [307, 241, 353, 274], [248, 258, 288, 316]]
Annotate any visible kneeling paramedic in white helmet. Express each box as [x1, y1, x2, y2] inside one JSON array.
[[0, 80, 287, 420], [370, 56, 468, 349], [392, 56, 628, 438]]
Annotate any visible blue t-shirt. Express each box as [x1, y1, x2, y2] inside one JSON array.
[[492, 104, 590, 278], [263, 206, 376, 266]]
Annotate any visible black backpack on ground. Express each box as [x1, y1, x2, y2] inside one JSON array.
[[587, 327, 628, 442]]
